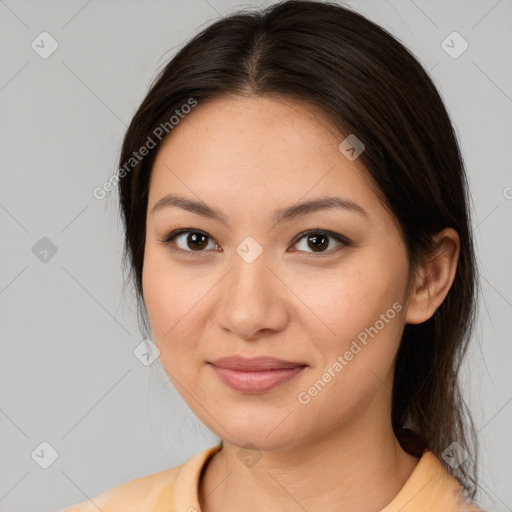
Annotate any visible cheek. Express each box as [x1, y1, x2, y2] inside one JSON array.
[[295, 261, 405, 345], [142, 255, 172, 336], [290, 250, 408, 400], [142, 250, 199, 370], [292, 269, 405, 429]]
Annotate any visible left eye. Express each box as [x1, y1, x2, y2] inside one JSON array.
[[160, 229, 350, 255], [292, 229, 349, 254]]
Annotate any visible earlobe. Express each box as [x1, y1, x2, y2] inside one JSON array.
[[404, 228, 460, 325]]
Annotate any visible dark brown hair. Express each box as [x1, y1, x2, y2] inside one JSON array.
[[116, 0, 480, 499]]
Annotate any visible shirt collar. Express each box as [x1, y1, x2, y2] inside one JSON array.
[[170, 444, 480, 512]]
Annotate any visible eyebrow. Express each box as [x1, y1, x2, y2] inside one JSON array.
[[151, 193, 368, 227]]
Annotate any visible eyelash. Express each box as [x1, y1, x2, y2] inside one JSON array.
[[158, 228, 351, 257]]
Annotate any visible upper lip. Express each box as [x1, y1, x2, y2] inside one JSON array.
[[209, 356, 307, 371]]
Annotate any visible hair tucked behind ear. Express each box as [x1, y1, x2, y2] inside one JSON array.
[[116, 0, 480, 499]]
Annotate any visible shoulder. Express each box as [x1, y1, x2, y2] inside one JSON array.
[[416, 451, 484, 512], [382, 450, 484, 512], [58, 443, 222, 512], [57, 465, 180, 512]]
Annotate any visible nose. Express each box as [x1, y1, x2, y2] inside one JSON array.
[[214, 249, 289, 341]]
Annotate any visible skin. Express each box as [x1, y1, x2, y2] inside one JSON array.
[[142, 94, 460, 512]]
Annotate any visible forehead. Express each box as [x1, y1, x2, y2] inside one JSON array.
[[155, 93, 346, 158], [148, 94, 378, 218]]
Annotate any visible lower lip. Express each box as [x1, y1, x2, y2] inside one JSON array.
[[210, 365, 306, 393]]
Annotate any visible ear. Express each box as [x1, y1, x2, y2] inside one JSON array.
[[404, 227, 460, 325]]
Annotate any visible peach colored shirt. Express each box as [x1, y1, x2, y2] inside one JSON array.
[[59, 443, 483, 512]]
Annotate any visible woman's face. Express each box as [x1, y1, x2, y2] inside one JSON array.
[[143, 94, 414, 450]]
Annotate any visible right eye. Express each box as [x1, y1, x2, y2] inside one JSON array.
[[159, 229, 221, 255]]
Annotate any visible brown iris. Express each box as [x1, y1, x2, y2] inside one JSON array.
[[307, 233, 329, 252], [187, 232, 209, 251]]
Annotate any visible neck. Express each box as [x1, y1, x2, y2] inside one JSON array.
[[198, 382, 420, 512]]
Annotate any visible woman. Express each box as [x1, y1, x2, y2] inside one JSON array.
[[61, 1, 484, 510]]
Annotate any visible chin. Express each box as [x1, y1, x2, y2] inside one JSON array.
[[218, 416, 306, 452], [224, 433, 296, 453]]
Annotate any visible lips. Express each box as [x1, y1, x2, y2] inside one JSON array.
[[209, 356, 307, 371], [208, 356, 307, 393]]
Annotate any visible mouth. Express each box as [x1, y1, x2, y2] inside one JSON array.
[[208, 356, 308, 393]]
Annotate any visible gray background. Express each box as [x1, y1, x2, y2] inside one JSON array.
[[0, 0, 511, 511]]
